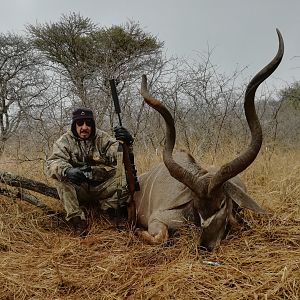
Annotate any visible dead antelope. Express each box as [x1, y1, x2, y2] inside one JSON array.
[[134, 29, 284, 251]]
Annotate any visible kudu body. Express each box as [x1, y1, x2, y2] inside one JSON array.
[[134, 30, 284, 251]]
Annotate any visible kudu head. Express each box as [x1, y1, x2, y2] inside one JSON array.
[[140, 29, 284, 251]]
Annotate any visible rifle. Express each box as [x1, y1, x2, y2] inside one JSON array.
[[109, 79, 140, 227]]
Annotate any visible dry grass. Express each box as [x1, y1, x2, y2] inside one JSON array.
[[0, 146, 299, 300]]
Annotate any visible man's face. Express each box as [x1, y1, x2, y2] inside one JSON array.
[[75, 119, 93, 139]]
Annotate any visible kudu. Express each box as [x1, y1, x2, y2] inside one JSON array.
[[134, 29, 284, 251]]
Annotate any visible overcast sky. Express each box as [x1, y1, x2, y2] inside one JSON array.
[[1, 0, 299, 89]]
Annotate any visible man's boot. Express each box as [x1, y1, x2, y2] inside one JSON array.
[[69, 216, 87, 237]]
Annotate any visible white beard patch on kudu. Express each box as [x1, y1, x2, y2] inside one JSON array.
[[198, 201, 227, 228]]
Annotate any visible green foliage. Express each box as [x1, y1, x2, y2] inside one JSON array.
[[93, 21, 162, 64], [27, 13, 96, 78], [27, 13, 163, 106], [27, 13, 161, 69]]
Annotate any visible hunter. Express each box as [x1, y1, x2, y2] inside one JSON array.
[[47, 107, 133, 236]]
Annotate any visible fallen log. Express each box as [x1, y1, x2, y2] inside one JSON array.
[[0, 171, 59, 199], [0, 171, 59, 213], [0, 186, 56, 214]]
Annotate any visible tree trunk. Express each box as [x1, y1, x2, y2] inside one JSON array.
[[0, 171, 59, 199], [0, 171, 59, 213]]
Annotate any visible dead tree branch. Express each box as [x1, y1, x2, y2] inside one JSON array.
[[0, 187, 56, 214], [0, 171, 59, 214], [0, 171, 59, 199]]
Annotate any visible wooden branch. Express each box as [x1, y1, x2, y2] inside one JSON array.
[[0, 171, 59, 199], [0, 171, 61, 215], [0, 186, 56, 215]]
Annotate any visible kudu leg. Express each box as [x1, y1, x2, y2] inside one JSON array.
[[137, 220, 169, 244]]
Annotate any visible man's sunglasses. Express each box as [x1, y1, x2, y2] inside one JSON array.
[[76, 119, 93, 127]]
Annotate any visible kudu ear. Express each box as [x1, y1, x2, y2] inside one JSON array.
[[223, 181, 267, 214]]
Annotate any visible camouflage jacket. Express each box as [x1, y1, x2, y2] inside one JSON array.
[[47, 129, 118, 183]]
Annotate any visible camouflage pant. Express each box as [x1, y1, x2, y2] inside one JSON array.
[[55, 175, 129, 221]]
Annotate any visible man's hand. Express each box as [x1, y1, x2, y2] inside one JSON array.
[[114, 126, 134, 145], [65, 165, 91, 185]]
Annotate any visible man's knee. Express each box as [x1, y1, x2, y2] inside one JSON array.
[[107, 189, 129, 207]]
